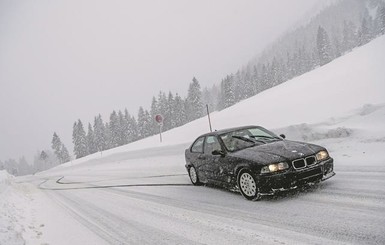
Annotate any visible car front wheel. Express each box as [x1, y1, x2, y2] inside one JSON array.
[[237, 169, 261, 201], [188, 166, 201, 185]]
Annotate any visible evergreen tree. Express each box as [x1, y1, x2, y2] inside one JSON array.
[[358, 18, 371, 45], [202, 87, 214, 113], [104, 122, 112, 150], [379, 7, 385, 35], [94, 114, 107, 152], [60, 144, 71, 163], [157, 92, 168, 130], [128, 114, 139, 141], [317, 26, 332, 66], [137, 107, 152, 138], [118, 110, 128, 145], [174, 93, 187, 127], [186, 77, 204, 121], [342, 21, 357, 52], [124, 109, 137, 142], [72, 119, 88, 159], [149, 96, 159, 135], [40, 151, 48, 161], [86, 123, 97, 154], [242, 67, 256, 98], [52, 132, 62, 160], [51, 132, 70, 163], [166, 91, 176, 129], [221, 75, 236, 109], [260, 64, 270, 91], [109, 110, 121, 148]]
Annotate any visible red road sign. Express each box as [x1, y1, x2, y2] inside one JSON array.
[[155, 114, 163, 124]]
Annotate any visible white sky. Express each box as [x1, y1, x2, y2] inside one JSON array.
[[0, 0, 318, 162]]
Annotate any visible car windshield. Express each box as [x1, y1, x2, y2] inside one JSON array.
[[219, 126, 281, 152]]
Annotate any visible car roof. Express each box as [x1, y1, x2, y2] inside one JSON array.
[[197, 125, 260, 138]]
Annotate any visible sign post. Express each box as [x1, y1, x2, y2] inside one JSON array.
[[206, 104, 212, 132], [155, 114, 163, 143]]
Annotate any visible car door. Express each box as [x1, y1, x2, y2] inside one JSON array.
[[189, 136, 209, 182], [203, 136, 227, 184]]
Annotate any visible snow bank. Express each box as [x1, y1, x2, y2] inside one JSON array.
[[0, 171, 26, 245], [0, 170, 13, 192]]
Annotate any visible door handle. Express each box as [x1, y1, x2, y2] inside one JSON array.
[[198, 156, 206, 160]]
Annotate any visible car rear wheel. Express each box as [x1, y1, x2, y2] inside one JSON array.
[[237, 169, 261, 201], [188, 166, 201, 185]]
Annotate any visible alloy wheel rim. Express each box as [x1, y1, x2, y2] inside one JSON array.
[[189, 167, 197, 183], [240, 173, 256, 196]]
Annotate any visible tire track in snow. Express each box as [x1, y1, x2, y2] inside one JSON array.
[[44, 188, 195, 245]]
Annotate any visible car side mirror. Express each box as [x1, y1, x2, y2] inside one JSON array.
[[280, 134, 286, 139], [212, 150, 225, 156]]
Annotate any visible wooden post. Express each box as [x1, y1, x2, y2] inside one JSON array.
[[206, 104, 212, 132]]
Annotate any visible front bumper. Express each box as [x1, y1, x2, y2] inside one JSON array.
[[257, 158, 335, 195]]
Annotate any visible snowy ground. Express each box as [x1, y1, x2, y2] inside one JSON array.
[[1, 36, 385, 244]]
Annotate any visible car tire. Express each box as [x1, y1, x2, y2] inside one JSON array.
[[237, 169, 261, 201], [188, 166, 202, 186]]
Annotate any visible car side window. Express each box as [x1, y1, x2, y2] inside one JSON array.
[[204, 136, 222, 154], [191, 137, 205, 153]]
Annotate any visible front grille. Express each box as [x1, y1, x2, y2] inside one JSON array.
[[306, 156, 316, 166], [292, 156, 317, 169], [293, 159, 306, 169]]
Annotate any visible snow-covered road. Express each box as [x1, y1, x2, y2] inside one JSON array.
[[18, 140, 385, 245]]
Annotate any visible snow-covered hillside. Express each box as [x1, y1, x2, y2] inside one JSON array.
[[2, 36, 385, 244], [57, 35, 385, 166]]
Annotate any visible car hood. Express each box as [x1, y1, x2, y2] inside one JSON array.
[[230, 140, 324, 164]]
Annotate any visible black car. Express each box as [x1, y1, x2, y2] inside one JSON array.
[[184, 125, 335, 201]]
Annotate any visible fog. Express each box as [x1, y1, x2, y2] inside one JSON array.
[[0, 0, 318, 161]]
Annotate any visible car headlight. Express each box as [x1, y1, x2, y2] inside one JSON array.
[[261, 162, 289, 174], [316, 150, 329, 161]]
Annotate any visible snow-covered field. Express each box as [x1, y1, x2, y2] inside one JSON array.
[[1, 36, 385, 244]]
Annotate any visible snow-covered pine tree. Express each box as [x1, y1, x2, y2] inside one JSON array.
[[94, 114, 107, 152], [202, 87, 214, 113], [167, 91, 176, 129], [137, 106, 152, 138], [358, 18, 371, 45], [186, 77, 204, 121], [270, 57, 280, 87], [118, 110, 128, 145], [124, 109, 137, 143], [149, 96, 159, 135], [40, 151, 48, 161], [342, 21, 357, 53], [157, 92, 168, 130], [317, 26, 332, 66], [51, 132, 70, 163], [104, 122, 112, 150], [86, 123, 97, 154], [51, 132, 62, 161], [60, 144, 71, 163], [379, 7, 385, 35], [109, 110, 120, 148], [72, 119, 88, 159], [242, 66, 256, 99], [218, 75, 235, 110], [260, 64, 271, 92], [174, 93, 187, 127], [128, 114, 139, 141]]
